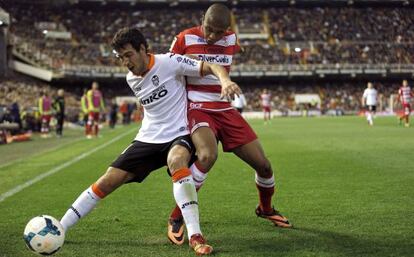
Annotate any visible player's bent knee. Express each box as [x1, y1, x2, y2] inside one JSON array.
[[197, 151, 217, 169], [167, 154, 190, 172], [95, 167, 129, 194], [256, 159, 273, 177]]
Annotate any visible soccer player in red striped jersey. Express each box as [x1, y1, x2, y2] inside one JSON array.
[[261, 88, 272, 124], [398, 80, 413, 127], [167, 3, 292, 245], [86, 82, 105, 138]]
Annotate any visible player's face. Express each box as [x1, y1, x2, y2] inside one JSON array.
[[116, 44, 146, 76], [202, 17, 227, 45], [403, 80, 408, 87]]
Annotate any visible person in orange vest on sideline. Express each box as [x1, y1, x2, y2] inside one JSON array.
[[80, 88, 89, 135]]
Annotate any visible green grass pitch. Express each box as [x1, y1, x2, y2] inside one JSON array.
[[0, 116, 413, 257]]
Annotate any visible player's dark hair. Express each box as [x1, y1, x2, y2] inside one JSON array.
[[204, 3, 231, 28], [111, 27, 148, 53]]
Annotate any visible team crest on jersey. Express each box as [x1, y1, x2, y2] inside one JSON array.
[[151, 75, 159, 86]]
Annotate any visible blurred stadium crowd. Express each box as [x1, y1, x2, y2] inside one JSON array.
[[6, 5, 413, 68], [0, 2, 413, 134]]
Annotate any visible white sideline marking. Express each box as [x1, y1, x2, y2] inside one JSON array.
[[0, 128, 136, 203]]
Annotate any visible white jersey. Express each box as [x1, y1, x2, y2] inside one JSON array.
[[126, 53, 201, 143], [363, 88, 378, 106], [232, 94, 247, 109]]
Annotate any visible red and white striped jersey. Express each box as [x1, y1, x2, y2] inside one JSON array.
[[398, 86, 412, 104], [261, 93, 271, 107], [170, 26, 240, 111]]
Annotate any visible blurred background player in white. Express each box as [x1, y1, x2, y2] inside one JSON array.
[[60, 27, 240, 256], [86, 81, 105, 139], [397, 80, 413, 127], [261, 88, 272, 124], [232, 93, 247, 113], [361, 82, 378, 126], [167, 3, 291, 246]]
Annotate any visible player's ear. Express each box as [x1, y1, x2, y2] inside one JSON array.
[[200, 15, 205, 25], [139, 44, 146, 53]]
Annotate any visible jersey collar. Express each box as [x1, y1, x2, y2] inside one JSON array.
[[140, 54, 155, 77]]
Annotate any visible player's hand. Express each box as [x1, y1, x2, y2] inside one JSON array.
[[220, 80, 242, 101]]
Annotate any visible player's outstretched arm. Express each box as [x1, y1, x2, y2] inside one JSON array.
[[201, 62, 242, 100]]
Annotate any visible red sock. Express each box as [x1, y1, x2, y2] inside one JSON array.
[[94, 124, 99, 136], [85, 124, 91, 135], [170, 205, 182, 220], [256, 184, 274, 214]]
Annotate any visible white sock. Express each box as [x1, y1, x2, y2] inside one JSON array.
[[368, 113, 373, 124], [60, 186, 101, 231], [190, 162, 208, 189], [173, 174, 201, 238], [255, 173, 275, 188]]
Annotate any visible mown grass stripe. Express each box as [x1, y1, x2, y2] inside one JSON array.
[[0, 128, 136, 203]]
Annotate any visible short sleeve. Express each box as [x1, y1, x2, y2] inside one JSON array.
[[168, 54, 202, 77], [169, 33, 185, 54]]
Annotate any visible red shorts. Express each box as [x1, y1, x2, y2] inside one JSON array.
[[88, 112, 100, 122], [402, 103, 411, 115], [188, 108, 257, 152], [41, 115, 51, 123], [263, 106, 271, 113]]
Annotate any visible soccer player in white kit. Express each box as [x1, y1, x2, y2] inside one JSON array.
[[362, 82, 378, 126], [60, 27, 241, 256]]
